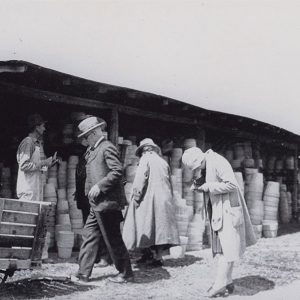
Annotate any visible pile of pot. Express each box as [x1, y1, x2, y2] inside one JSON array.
[[279, 185, 292, 224], [182, 165, 194, 206], [170, 148, 183, 169], [62, 123, 74, 145], [0, 167, 12, 198], [44, 182, 57, 248], [262, 181, 280, 238], [56, 230, 75, 259], [186, 213, 205, 251], [245, 172, 264, 235], [171, 168, 183, 198]]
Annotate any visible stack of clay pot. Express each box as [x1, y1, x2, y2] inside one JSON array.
[[234, 172, 244, 195], [279, 185, 291, 224], [266, 156, 276, 172], [263, 181, 280, 222], [58, 161, 68, 189], [62, 123, 74, 145], [186, 213, 206, 251], [182, 165, 194, 206], [231, 143, 245, 170], [225, 149, 234, 164], [174, 198, 193, 237], [66, 156, 83, 248], [125, 162, 138, 203], [245, 172, 264, 228], [171, 168, 183, 198], [47, 165, 58, 189], [43, 182, 57, 248], [194, 191, 204, 214], [170, 148, 183, 169], [262, 220, 278, 238], [287, 191, 293, 220], [262, 181, 280, 238], [56, 230, 75, 258], [183, 138, 196, 150], [285, 156, 295, 170], [123, 144, 138, 168], [0, 167, 12, 198]]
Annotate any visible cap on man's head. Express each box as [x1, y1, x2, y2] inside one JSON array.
[[182, 147, 205, 170], [27, 114, 46, 130], [77, 116, 105, 138]]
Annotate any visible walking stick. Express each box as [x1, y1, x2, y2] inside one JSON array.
[[93, 209, 118, 267]]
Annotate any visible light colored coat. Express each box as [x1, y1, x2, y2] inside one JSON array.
[[204, 150, 257, 262], [16, 137, 43, 202], [122, 151, 179, 250]]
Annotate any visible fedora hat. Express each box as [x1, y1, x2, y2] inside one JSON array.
[[77, 116, 105, 138], [136, 138, 160, 157]]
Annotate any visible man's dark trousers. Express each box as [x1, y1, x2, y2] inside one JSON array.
[[78, 209, 132, 278]]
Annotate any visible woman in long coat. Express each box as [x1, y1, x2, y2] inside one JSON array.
[[122, 138, 179, 266], [182, 147, 257, 298]]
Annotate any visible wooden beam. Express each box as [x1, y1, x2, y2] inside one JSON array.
[[0, 81, 197, 125], [110, 108, 119, 146], [0, 80, 298, 148]]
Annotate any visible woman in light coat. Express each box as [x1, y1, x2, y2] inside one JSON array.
[[182, 147, 257, 298], [122, 138, 179, 267]]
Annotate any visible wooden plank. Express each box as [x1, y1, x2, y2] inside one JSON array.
[[0, 198, 5, 223], [0, 247, 32, 259], [0, 222, 36, 236], [1, 210, 38, 225], [0, 259, 31, 270], [4, 199, 40, 214], [0, 234, 34, 248], [31, 205, 49, 262]]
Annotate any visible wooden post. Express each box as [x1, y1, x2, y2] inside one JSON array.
[[110, 108, 119, 146], [196, 127, 206, 151], [293, 145, 298, 221]]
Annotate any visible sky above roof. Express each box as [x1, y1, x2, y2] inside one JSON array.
[[1, 0, 300, 134]]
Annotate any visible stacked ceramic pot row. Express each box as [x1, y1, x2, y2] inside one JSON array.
[[262, 181, 280, 238], [43, 182, 57, 248], [0, 166, 12, 198], [62, 123, 75, 145], [67, 156, 83, 249], [279, 184, 292, 224], [244, 170, 264, 238]]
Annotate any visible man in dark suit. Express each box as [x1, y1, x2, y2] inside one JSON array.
[[75, 116, 133, 283]]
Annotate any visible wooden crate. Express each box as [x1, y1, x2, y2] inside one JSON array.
[[0, 198, 51, 270]]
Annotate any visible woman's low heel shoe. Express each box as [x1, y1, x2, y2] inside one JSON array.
[[208, 286, 229, 298], [226, 283, 235, 294]]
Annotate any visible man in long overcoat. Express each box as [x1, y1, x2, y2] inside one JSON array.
[[75, 116, 133, 283], [182, 147, 257, 297]]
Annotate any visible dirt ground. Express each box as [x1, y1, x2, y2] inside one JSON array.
[[2, 224, 300, 300]]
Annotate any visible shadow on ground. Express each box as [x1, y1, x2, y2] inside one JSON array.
[[0, 278, 95, 299], [232, 275, 275, 296], [163, 255, 203, 268], [277, 223, 300, 237], [132, 267, 171, 284]]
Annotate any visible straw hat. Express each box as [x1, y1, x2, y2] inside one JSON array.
[[77, 116, 105, 138], [136, 138, 160, 157], [182, 147, 205, 170]]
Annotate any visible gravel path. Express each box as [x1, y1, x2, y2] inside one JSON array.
[[2, 225, 300, 300]]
